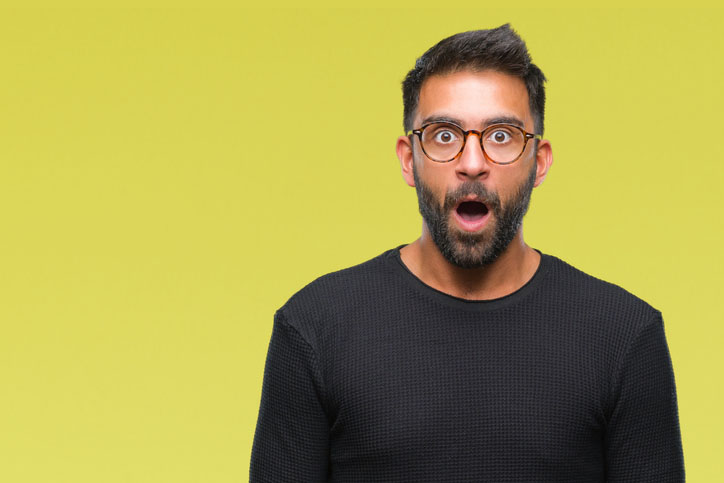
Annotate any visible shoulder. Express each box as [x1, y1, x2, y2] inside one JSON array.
[[539, 254, 667, 398], [541, 253, 662, 332], [275, 247, 399, 346]]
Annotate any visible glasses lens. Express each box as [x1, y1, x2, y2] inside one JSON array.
[[482, 125, 526, 164], [420, 123, 464, 161]]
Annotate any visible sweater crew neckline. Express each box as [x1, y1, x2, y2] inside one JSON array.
[[386, 245, 551, 313]]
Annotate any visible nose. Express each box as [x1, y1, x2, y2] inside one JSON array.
[[455, 131, 490, 180]]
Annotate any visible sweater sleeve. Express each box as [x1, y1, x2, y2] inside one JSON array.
[[249, 309, 330, 482], [604, 312, 685, 482]]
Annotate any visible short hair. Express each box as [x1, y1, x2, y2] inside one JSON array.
[[402, 24, 547, 136]]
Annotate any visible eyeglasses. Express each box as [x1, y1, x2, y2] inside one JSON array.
[[409, 122, 541, 165]]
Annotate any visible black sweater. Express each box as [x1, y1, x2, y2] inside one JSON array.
[[250, 248, 684, 482]]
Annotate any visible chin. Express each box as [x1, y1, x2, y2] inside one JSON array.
[[444, 238, 497, 269], [441, 219, 516, 269]]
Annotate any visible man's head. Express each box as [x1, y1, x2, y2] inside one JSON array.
[[402, 24, 547, 137], [396, 27, 553, 269]]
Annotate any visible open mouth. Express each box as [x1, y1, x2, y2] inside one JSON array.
[[453, 200, 490, 231], [456, 201, 489, 221]]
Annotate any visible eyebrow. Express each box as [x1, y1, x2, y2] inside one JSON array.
[[419, 115, 526, 129]]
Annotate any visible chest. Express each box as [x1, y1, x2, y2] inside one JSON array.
[[324, 315, 608, 471]]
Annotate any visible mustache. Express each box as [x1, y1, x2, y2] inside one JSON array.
[[442, 181, 501, 212]]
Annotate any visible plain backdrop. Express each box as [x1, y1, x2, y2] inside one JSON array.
[[1, 6, 722, 482]]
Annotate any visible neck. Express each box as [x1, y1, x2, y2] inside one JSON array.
[[399, 228, 540, 300]]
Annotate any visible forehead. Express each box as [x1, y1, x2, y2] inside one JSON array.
[[416, 70, 533, 129]]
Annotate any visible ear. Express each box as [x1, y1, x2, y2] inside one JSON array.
[[396, 135, 416, 187], [533, 139, 553, 188]]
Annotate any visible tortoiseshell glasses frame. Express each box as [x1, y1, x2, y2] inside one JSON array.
[[408, 122, 541, 165]]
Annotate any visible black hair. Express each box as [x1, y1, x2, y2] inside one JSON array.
[[402, 24, 546, 135]]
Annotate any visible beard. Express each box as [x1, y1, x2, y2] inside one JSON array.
[[413, 163, 537, 269]]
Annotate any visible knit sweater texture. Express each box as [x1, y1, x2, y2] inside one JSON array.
[[250, 247, 684, 482]]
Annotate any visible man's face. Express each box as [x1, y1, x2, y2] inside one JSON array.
[[399, 70, 550, 269]]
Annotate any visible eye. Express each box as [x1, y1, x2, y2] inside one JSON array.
[[487, 128, 513, 144], [432, 128, 459, 144]]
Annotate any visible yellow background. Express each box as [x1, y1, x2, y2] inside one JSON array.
[[1, 6, 722, 481]]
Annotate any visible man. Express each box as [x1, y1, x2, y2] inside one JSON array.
[[250, 24, 684, 482]]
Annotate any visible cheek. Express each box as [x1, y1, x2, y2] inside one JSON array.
[[498, 167, 535, 204], [427, 175, 453, 205], [414, 170, 449, 210], [415, 162, 445, 190]]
